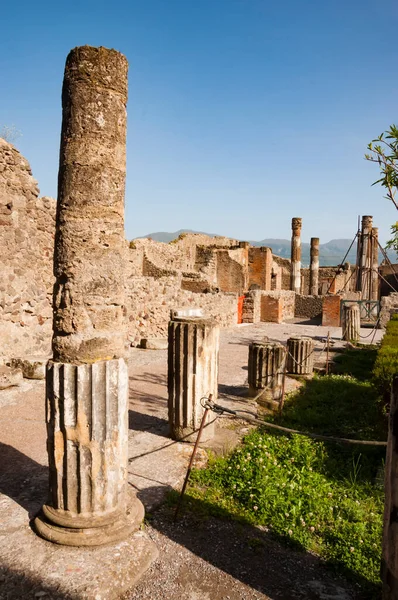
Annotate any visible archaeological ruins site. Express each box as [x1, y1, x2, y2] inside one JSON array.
[[1, 45, 398, 600]]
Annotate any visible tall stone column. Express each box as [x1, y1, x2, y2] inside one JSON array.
[[290, 218, 302, 294], [34, 46, 144, 546], [371, 227, 379, 301], [168, 316, 219, 442], [310, 237, 319, 295], [358, 215, 373, 299]]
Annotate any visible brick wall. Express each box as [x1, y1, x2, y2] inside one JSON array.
[[248, 247, 272, 290], [322, 295, 341, 327], [260, 291, 295, 323]]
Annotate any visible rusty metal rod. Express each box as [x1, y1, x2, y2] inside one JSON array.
[[173, 395, 212, 523], [326, 331, 330, 375]]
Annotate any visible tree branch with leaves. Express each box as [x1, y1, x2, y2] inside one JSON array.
[[365, 124, 398, 257]]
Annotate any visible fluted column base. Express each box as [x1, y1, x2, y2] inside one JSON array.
[[34, 488, 144, 547], [287, 336, 314, 375], [248, 342, 285, 410], [342, 304, 360, 343], [34, 358, 144, 546]]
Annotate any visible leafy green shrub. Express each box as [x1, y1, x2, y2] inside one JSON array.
[[373, 315, 398, 398]]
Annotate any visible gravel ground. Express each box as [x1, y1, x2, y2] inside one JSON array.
[[125, 505, 371, 600]]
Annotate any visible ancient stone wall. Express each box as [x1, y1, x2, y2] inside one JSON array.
[[248, 247, 272, 290], [0, 139, 55, 359], [294, 295, 323, 319], [272, 256, 291, 290], [125, 275, 238, 345], [260, 291, 295, 323], [380, 293, 398, 329], [216, 248, 247, 294]]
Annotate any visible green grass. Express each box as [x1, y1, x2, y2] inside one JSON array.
[[184, 348, 386, 594]]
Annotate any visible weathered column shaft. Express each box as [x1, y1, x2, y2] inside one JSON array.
[[310, 237, 320, 296], [34, 46, 143, 547], [53, 46, 128, 364], [290, 218, 302, 294], [371, 227, 379, 301], [359, 215, 373, 300], [286, 336, 314, 375], [342, 304, 360, 343], [248, 342, 285, 408], [168, 317, 219, 442]]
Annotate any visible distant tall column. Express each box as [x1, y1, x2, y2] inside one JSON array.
[[290, 217, 302, 294], [310, 237, 320, 296], [371, 227, 379, 301], [359, 216, 373, 299], [34, 46, 144, 546]]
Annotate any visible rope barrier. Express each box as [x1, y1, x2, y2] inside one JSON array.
[[201, 398, 387, 447]]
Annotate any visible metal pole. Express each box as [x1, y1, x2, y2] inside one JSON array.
[[326, 331, 330, 375], [173, 395, 212, 523]]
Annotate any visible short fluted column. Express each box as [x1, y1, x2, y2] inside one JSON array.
[[342, 304, 360, 343], [248, 341, 286, 409], [168, 316, 219, 442], [35, 359, 143, 546], [287, 336, 314, 375]]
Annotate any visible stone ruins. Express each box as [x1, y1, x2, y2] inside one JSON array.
[[3, 144, 390, 369]]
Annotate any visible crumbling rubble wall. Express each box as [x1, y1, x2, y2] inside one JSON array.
[[0, 139, 55, 359], [125, 275, 237, 344]]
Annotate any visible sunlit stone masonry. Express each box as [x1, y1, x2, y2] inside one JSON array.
[[168, 314, 219, 442], [34, 46, 144, 546]]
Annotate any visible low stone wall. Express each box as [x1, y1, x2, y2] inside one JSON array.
[[242, 290, 261, 323], [380, 293, 398, 329], [295, 295, 323, 319], [260, 291, 295, 323], [125, 276, 238, 345]]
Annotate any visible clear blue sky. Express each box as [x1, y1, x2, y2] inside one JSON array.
[[1, 0, 397, 245]]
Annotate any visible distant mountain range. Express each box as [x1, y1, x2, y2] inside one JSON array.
[[136, 229, 394, 267]]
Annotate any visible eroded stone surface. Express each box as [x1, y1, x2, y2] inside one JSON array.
[[52, 46, 129, 365], [0, 365, 22, 390]]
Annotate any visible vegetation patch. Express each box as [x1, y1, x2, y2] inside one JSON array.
[[184, 349, 386, 594]]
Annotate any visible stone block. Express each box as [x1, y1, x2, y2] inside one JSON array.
[[140, 338, 168, 350], [0, 365, 23, 390], [10, 356, 49, 379]]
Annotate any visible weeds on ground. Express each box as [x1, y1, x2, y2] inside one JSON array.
[[184, 349, 386, 592]]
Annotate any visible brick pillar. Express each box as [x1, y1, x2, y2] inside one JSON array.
[[286, 336, 314, 375], [248, 342, 286, 408], [342, 304, 360, 343], [310, 237, 319, 295], [290, 218, 302, 294], [168, 316, 219, 442], [34, 46, 144, 547]]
